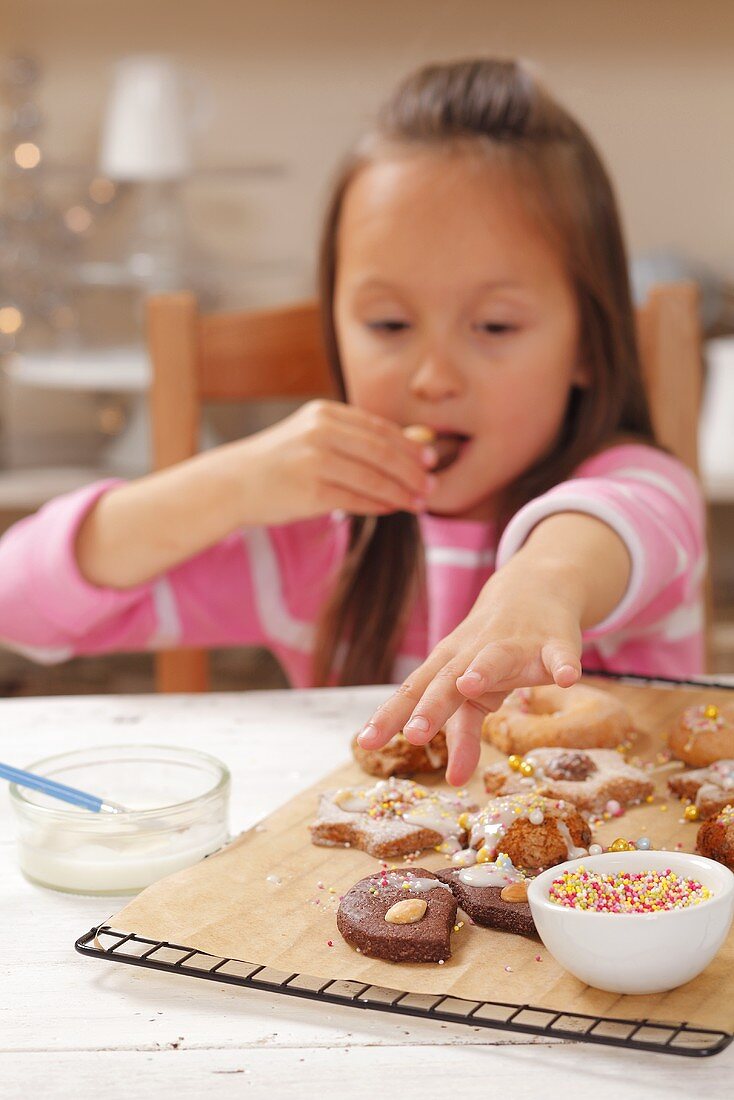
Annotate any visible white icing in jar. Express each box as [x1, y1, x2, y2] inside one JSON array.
[[9, 745, 230, 895]]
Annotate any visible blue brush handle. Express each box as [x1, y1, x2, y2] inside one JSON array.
[[0, 762, 116, 813]]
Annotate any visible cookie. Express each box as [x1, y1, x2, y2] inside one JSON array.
[[336, 867, 458, 962], [352, 729, 448, 778], [467, 791, 592, 871], [669, 704, 734, 767], [482, 684, 632, 755], [483, 748, 654, 814], [436, 855, 537, 937], [696, 805, 734, 870], [310, 777, 475, 859], [669, 759, 734, 819]]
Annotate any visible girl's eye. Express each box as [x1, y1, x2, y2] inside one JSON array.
[[476, 322, 516, 335], [365, 320, 410, 334]]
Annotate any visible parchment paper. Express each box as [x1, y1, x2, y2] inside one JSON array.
[[110, 679, 734, 1031]]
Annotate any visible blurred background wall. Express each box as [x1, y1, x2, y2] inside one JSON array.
[[4, 0, 734, 285]]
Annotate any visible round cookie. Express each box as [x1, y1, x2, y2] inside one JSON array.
[[696, 805, 734, 870], [482, 683, 632, 755], [352, 729, 448, 778], [336, 867, 458, 963], [668, 703, 734, 767], [468, 791, 592, 871]]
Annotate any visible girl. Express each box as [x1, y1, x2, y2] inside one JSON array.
[[0, 59, 705, 786]]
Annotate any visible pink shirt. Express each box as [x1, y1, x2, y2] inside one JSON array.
[[0, 444, 706, 684]]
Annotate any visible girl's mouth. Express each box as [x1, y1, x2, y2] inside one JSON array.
[[432, 431, 471, 472]]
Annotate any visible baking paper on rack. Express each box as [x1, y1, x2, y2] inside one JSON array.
[[110, 680, 734, 1031]]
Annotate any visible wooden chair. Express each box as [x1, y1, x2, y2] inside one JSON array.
[[635, 281, 702, 473], [147, 281, 703, 692], [147, 294, 334, 692]]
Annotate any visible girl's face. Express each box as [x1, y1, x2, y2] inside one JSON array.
[[334, 150, 587, 521]]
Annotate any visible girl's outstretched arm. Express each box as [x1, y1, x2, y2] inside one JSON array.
[[358, 512, 630, 785]]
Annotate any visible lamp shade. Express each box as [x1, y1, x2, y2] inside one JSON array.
[[99, 55, 192, 181]]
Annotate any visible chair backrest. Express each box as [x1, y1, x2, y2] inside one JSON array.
[[634, 281, 701, 473], [147, 281, 703, 692]]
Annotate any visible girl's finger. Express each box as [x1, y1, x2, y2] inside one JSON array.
[[327, 490, 395, 517], [444, 702, 484, 787], [320, 454, 427, 513], [357, 679, 430, 750], [335, 404, 438, 469], [540, 641, 582, 688], [330, 424, 436, 499], [358, 653, 450, 748], [455, 641, 526, 697], [458, 689, 510, 714], [400, 663, 467, 746]]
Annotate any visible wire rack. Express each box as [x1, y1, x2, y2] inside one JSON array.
[[76, 926, 732, 1057], [75, 672, 734, 1058]]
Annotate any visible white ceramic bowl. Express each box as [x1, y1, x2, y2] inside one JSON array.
[[527, 851, 734, 994]]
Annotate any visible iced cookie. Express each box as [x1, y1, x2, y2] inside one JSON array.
[[436, 854, 537, 937], [310, 777, 475, 859], [696, 805, 734, 870], [669, 703, 734, 767], [467, 791, 592, 871], [482, 684, 632, 755], [352, 729, 448, 778], [483, 748, 653, 814], [669, 759, 734, 819], [336, 867, 458, 962]]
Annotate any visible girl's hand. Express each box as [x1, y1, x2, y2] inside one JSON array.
[[242, 400, 437, 525], [357, 555, 583, 787]]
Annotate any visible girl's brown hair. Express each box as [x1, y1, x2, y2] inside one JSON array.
[[312, 58, 656, 687]]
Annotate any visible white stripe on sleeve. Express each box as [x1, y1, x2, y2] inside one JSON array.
[[242, 527, 314, 652]]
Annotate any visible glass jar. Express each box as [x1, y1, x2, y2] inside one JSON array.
[[9, 744, 230, 895]]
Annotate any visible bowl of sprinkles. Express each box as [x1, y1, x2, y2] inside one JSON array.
[[527, 851, 734, 993]]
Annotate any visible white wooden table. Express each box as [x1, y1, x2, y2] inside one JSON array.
[[1, 686, 732, 1099]]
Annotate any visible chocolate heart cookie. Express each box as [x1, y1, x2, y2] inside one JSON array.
[[436, 855, 537, 937]]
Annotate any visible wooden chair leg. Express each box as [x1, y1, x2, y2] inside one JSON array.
[[155, 649, 210, 693]]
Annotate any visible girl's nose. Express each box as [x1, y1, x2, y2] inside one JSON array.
[[409, 354, 464, 401]]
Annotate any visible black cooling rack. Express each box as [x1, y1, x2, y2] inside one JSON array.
[[75, 672, 734, 1058], [75, 926, 732, 1057]]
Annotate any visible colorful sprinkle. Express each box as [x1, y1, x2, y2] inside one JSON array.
[[548, 867, 712, 913]]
